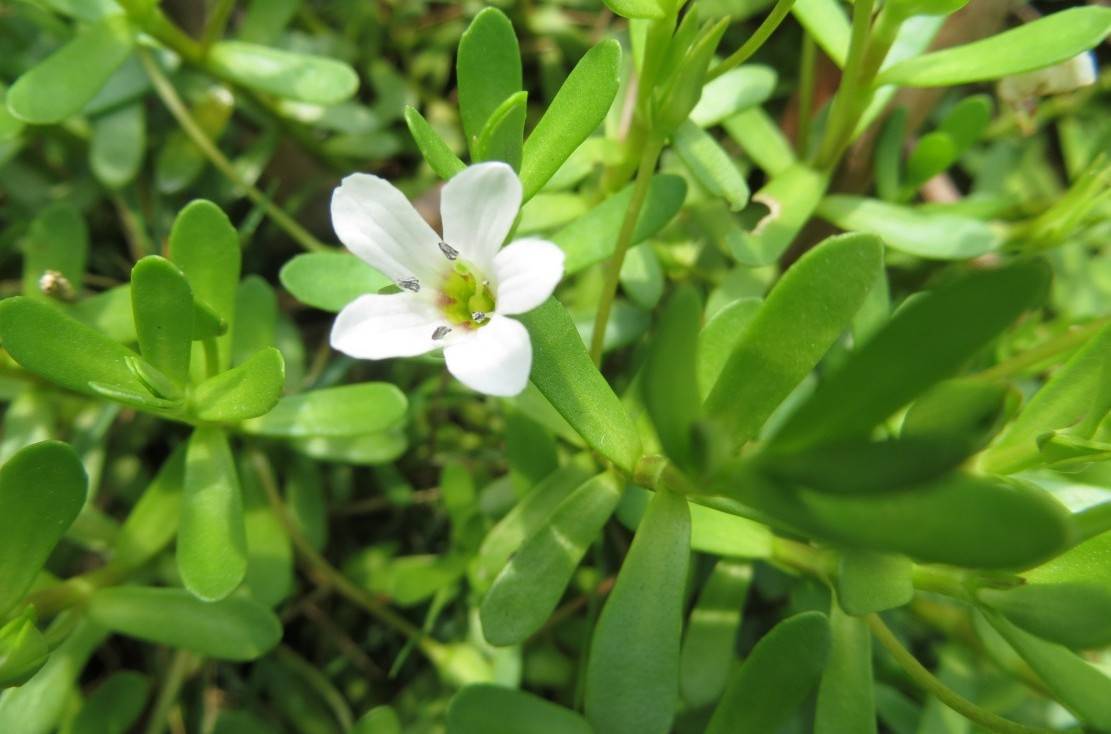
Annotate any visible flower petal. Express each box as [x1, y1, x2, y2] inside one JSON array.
[[492, 238, 565, 315], [331, 293, 446, 359], [443, 315, 532, 396], [441, 162, 521, 268], [332, 173, 446, 284]]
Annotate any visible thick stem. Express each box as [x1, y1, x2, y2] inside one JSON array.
[[707, 0, 798, 81], [866, 614, 1059, 734], [139, 49, 331, 253], [590, 136, 665, 364]]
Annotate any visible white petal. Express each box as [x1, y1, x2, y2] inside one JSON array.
[[330, 293, 447, 359], [443, 315, 532, 396], [492, 238, 565, 315], [332, 173, 446, 284], [441, 162, 521, 268]]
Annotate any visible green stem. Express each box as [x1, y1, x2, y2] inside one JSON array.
[[247, 449, 444, 660], [201, 0, 236, 50], [866, 614, 1059, 734], [143, 650, 195, 734], [707, 0, 798, 81], [797, 32, 817, 156], [813, 2, 903, 170], [590, 136, 665, 364], [138, 48, 331, 253], [118, 0, 202, 63]]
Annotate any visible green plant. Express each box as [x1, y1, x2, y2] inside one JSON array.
[[1, 0, 1110, 732]]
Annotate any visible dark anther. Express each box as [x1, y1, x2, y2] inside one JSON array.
[[431, 326, 452, 340], [438, 241, 459, 260], [398, 277, 421, 292]]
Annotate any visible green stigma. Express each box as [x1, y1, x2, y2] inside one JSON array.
[[439, 260, 496, 328]]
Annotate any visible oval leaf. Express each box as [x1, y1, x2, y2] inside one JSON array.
[[87, 586, 281, 661], [206, 41, 358, 105], [585, 489, 690, 734]]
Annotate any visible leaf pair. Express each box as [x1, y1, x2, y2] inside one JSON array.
[[407, 9, 621, 200]]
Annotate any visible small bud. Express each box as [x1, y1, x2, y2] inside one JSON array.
[[38, 270, 76, 301]]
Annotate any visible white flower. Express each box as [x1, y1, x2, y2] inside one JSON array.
[[329, 162, 564, 397]]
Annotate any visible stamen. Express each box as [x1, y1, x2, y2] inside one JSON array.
[[438, 241, 459, 260], [431, 325, 451, 340], [398, 277, 421, 293], [472, 311, 487, 323]]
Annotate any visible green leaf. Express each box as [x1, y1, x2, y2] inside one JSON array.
[[643, 286, 703, 471], [403, 106, 466, 180], [757, 435, 974, 495], [470, 465, 591, 592], [878, 8, 1111, 87], [474, 91, 527, 170], [291, 430, 407, 466], [240, 456, 293, 607], [520, 39, 621, 200], [814, 605, 876, 734], [874, 107, 906, 202], [696, 297, 761, 399], [505, 410, 558, 490], [982, 325, 1111, 474], [902, 378, 1012, 453], [705, 612, 831, 734], [722, 468, 1071, 569], [791, 0, 850, 67], [447, 685, 591, 734], [280, 251, 391, 313], [206, 41, 358, 105], [654, 17, 730, 135], [603, 0, 665, 19], [519, 300, 643, 473], [22, 203, 88, 301], [938, 94, 993, 153], [131, 256, 193, 385], [618, 487, 773, 558], [191, 348, 284, 423], [585, 489, 689, 734], [705, 233, 883, 447], [672, 120, 750, 211], [619, 244, 664, 310], [241, 383, 406, 437], [0, 609, 49, 688], [553, 174, 686, 274], [979, 527, 1111, 649], [0, 621, 104, 734], [231, 276, 277, 366], [731, 163, 829, 266], [690, 65, 777, 128], [772, 260, 1051, 453], [457, 8, 522, 155], [87, 587, 281, 661], [353, 707, 401, 734], [89, 101, 144, 188], [481, 473, 623, 646], [6, 15, 134, 124], [818, 195, 999, 260], [679, 560, 751, 708], [903, 131, 956, 190], [0, 297, 148, 400], [981, 610, 1111, 729], [835, 550, 913, 615], [177, 428, 247, 601], [722, 107, 797, 177], [112, 446, 184, 572], [71, 671, 149, 734], [168, 200, 241, 372]]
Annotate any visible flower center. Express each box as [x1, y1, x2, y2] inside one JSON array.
[[438, 260, 495, 329]]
